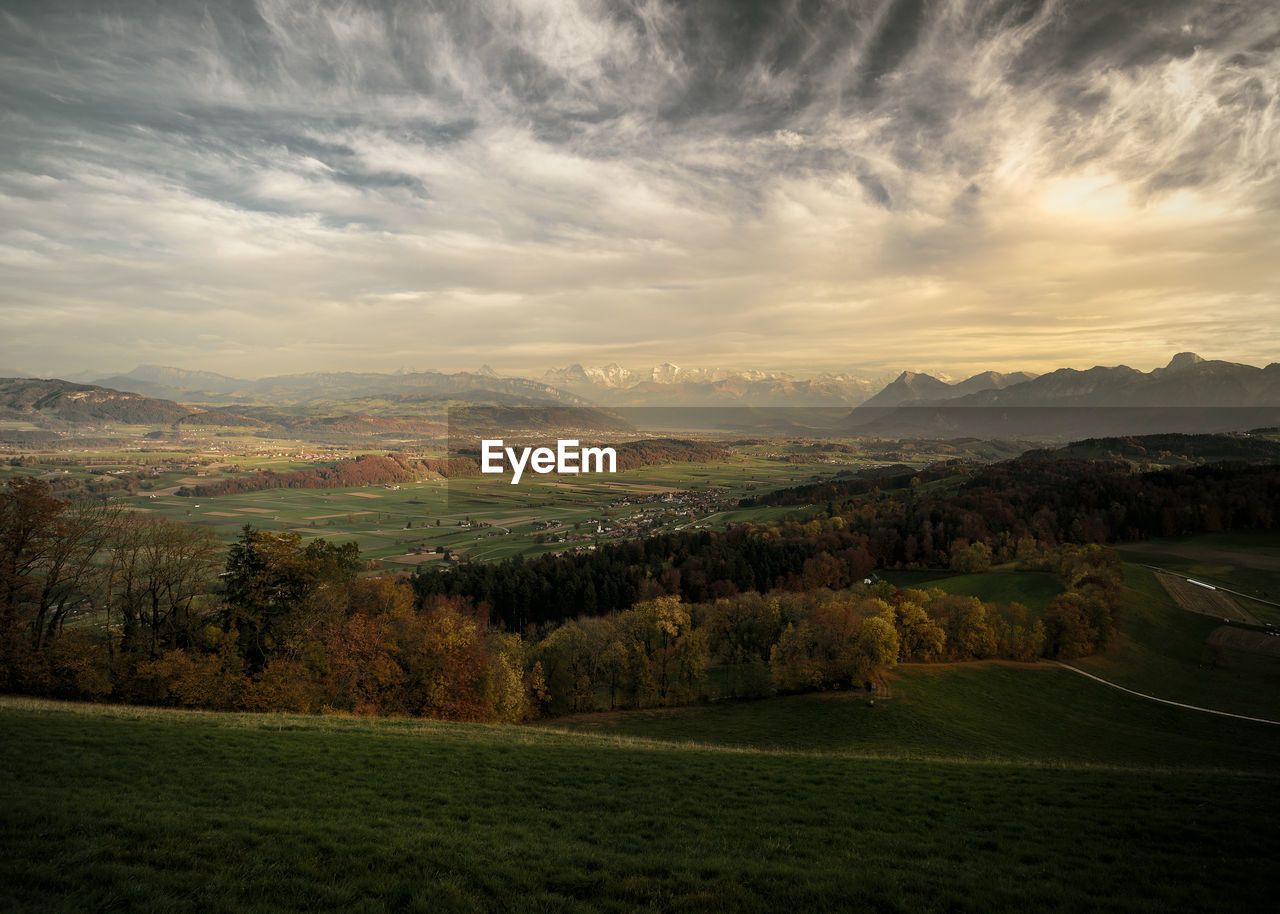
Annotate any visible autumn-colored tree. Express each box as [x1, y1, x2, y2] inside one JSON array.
[[616, 596, 708, 707], [393, 597, 490, 721], [134, 626, 245, 710], [532, 620, 598, 714], [320, 612, 401, 714], [703, 592, 784, 698], [580, 614, 629, 710], [485, 630, 532, 723], [1043, 592, 1102, 659], [0, 478, 118, 655], [894, 599, 946, 662], [949, 539, 993, 573], [221, 526, 361, 672], [244, 657, 323, 713], [770, 599, 885, 691], [992, 602, 1045, 662]]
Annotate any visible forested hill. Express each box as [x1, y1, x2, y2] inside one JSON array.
[[743, 432, 1280, 509], [611, 438, 728, 468], [0, 377, 261, 427], [175, 454, 479, 497], [414, 456, 1280, 630], [1022, 431, 1280, 465]]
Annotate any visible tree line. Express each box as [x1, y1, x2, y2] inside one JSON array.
[[175, 453, 477, 497], [3, 469, 1123, 720], [414, 457, 1280, 629]]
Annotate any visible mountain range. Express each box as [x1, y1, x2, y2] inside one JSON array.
[[846, 354, 1280, 438], [81, 362, 895, 408], [89, 365, 589, 409], [858, 370, 1040, 408], [4, 353, 1279, 441], [539, 363, 888, 405]]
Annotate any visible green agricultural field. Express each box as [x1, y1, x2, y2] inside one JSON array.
[[2, 692, 1276, 914], [1114, 531, 1280, 626], [1069, 564, 1280, 719], [878, 569, 1062, 614], [113, 455, 841, 564]]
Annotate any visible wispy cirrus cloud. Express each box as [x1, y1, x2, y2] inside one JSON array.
[[0, 0, 1277, 379]]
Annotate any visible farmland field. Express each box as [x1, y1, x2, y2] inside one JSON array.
[[107, 454, 861, 564], [1115, 532, 1280, 626], [1060, 564, 1280, 721], [1153, 572, 1256, 624]]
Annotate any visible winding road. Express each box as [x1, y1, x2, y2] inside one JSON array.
[[1054, 662, 1280, 727]]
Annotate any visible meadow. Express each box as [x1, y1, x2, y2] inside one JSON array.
[[878, 569, 1063, 614], [2, 681, 1276, 914], [3, 558, 1279, 912]]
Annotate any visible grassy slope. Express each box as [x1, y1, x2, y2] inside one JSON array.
[[4, 558, 1279, 911], [1072, 564, 1280, 719], [880, 569, 1062, 614], [549, 663, 1280, 770], [1, 698, 1277, 914], [1114, 532, 1280, 626]]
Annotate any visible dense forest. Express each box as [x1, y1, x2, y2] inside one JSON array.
[[415, 458, 1280, 630], [175, 453, 477, 497]]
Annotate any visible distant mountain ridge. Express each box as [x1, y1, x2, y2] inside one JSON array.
[[0, 377, 259, 427], [93, 366, 591, 408], [0, 377, 627, 443], [541, 362, 889, 405], [933, 354, 1280, 408], [859, 369, 1038, 408], [847, 353, 1280, 438], [68, 352, 1280, 420]]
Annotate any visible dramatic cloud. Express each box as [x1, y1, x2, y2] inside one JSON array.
[[1, 0, 1277, 378]]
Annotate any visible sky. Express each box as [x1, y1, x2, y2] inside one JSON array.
[[1, 0, 1278, 381]]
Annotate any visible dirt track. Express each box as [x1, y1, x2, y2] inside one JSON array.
[[1055, 663, 1280, 726]]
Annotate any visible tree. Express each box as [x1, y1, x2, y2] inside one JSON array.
[[0, 478, 118, 666], [533, 620, 597, 714], [949, 539, 992, 573], [221, 526, 360, 672], [617, 597, 708, 707], [103, 515, 221, 660], [894, 599, 946, 662], [770, 600, 881, 691], [1043, 592, 1101, 659], [393, 597, 491, 721], [704, 592, 784, 698]]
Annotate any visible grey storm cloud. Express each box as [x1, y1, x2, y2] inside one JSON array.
[[1, 0, 1278, 378]]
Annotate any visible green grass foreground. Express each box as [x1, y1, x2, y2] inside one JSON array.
[[3, 692, 1278, 913]]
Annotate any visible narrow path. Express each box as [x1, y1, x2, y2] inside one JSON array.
[[1054, 662, 1280, 726]]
